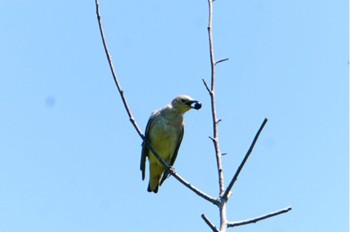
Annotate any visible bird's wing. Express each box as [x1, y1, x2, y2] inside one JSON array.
[[159, 125, 184, 186], [140, 114, 156, 180]]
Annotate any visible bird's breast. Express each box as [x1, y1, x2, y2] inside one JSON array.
[[149, 118, 181, 157]]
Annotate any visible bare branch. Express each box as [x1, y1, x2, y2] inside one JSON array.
[[206, 0, 228, 230], [227, 207, 292, 227], [215, 58, 229, 65], [201, 214, 219, 232], [95, 0, 143, 138], [95, 0, 218, 206], [222, 118, 268, 202]]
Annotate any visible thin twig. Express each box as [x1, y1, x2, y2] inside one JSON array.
[[201, 214, 219, 232], [95, 0, 218, 205], [215, 58, 229, 65], [202, 79, 211, 94], [222, 118, 268, 202], [227, 207, 292, 227]]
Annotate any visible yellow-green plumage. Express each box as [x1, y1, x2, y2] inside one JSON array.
[[140, 95, 201, 193]]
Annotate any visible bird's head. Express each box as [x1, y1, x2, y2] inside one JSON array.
[[171, 95, 202, 113]]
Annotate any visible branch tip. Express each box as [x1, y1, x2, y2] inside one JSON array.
[[215, 58, 229, 65]]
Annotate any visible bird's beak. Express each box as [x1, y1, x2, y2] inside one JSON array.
[[187, 100, 202, 110]]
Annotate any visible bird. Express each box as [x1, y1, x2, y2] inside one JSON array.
[[140, 95, 202, 193]]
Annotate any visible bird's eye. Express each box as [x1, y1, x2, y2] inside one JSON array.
[[180, 99, 186, 103]]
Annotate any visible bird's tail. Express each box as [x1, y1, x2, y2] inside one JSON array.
[[147, 183, 158, 193]]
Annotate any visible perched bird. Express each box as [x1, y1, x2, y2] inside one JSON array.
[[140, 95, 202, 193]]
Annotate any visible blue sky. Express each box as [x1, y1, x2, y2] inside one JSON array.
[[0, 0, 348, 232]]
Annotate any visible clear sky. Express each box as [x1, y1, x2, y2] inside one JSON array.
[[0, 0, 348, 232]]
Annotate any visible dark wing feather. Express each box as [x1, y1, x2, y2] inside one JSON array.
[[159, 125, 184, 185], [140, 115, 155, 180]]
